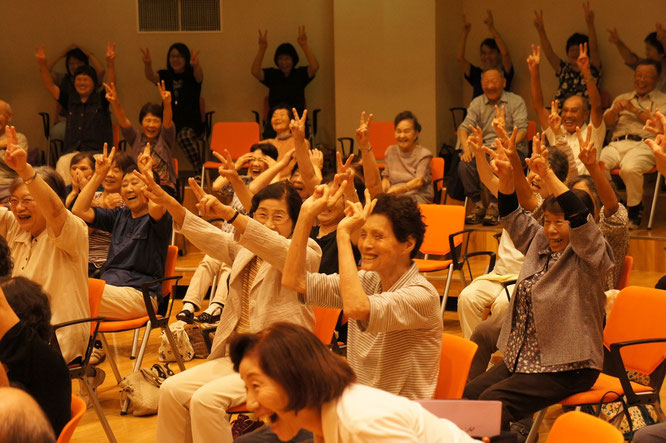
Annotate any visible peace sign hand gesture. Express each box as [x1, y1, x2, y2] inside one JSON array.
[[258, 29, 268, 49], [355, 111, 373, 149], [106, 41, 116, 64], [576, 125, 597, 167], [525, 133, 550, 179], [213, 150, 241, 181], [140, 47, 152, 65], [4, 127, 28, 174], [576, 42, 590, 74], [190, 49, 200, 67], [189, 177, 229, 219], [157, 80, 171, 104], [95, 143, 117, 178], [103, 82, 118, 103], [547, 100, 562, 133], [137, 143, 154, 177], [337, 189, 376, 236], [492, 105, 506, 134], [527, 44, 541, 71], [297, 26, 308, 47], [289, 108, 308, 143]]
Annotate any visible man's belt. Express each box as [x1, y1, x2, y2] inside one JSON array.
[[611, 134, 646, 143]]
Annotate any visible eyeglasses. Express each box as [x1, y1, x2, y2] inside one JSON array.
[[8, 197, 35, 207], [254, 211, 289, 225]]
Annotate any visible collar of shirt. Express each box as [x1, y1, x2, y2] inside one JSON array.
[[482, 90, 509, 106]]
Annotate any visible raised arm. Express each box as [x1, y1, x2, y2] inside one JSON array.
[[212, 150, 254, 212], [103, 82, 131, 128], [469, 126, 499, 197], [5, 127, 67, 236], [577, 125, 619, 216], [527, 44, 550, 130], [105, 42, 116, 86], [72, 143, 116, 223], [297, 26, 319, 78], [548, 101, 578, 180], [456, 15, 472, 77], [158, 80, 174, 129], [356, 112, 383, 198], [582, 2, 602, 69], [136, 144, 167, 220], [533, 10, 562, 71], [251, 30, 268, 82], [140, 48, 159, 83], [577, 43, 603, 127], [290, 109, 320, 195], [485, 10, 513, 73], [247, 149, 295, 194], [607, 28, 639, 68], [499, 123, 541, 211], [190, 49, 203, 83], [35, 46, 60, 100]]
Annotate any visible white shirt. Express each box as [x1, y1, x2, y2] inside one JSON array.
[[544, 121, 606, 176], [321, 384, 476, 443]]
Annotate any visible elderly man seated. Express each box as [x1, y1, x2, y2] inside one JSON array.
[[0, 101, 29, 202], [458, 67, 528, 225], [600, 59, 666, 229]]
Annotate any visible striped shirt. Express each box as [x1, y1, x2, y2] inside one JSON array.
[[305, 263, 442, 400]]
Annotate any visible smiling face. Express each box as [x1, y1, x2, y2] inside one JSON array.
[[253, 198, 294, 238], [168, 48, 186, 73], [480, 44, 501, 68], [634, 64, 659, 96], [561, 96, 589, 133], [394, 119, 419, 152], [240, 355, 303, 441], [74, 74, 95, 98], [9, 185, 46, 236], [358, 214, 413, 274], [70, 158, 94, 181], [277, 54, 294, 76], [141, 113, 163, 139], [248, 150, 269, 178], [543, 210, 570, 252], [120, 173, 148, 215], [481, 69, 506, 102], [271, 109, 291, 134], [526, 171, 547, 197], [104, 162, 124, 193], [289, 171, 308, 200]]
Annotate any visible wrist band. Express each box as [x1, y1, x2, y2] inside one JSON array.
[[23, 171, 38, 185], [363, 145, 373, 152], [226, 210, 240, 224]]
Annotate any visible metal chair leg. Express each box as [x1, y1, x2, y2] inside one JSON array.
[[82, 372, 118, 443], [648, 172, 661, 230], [163, 325, 187, 371], [130, 328, 139, 359], [99, 333, 122, 384], [440, 264, 454, 320], [526, 408, 547, 443]]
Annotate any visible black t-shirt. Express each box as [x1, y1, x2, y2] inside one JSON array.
[[310, 226, 361, 275], [58, 87, 113, 153], [465, 64, 515, 98], [0, 321, 72, 436], [261, 66, 313, 114], [158, 69, 203, 134]]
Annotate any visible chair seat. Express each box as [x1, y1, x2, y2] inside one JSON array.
[[98, 315, 163, 333], [413, 258, 452, 272], [202, 161, 223, 169], [559, 373, 653, 406]]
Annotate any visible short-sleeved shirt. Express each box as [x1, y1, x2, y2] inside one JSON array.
[[555, 61, 601, 103], [382, 144, 434, 203], [121, 124, 177, 190], [465, 64, 515, 98], [158, 69, 203, 134], [57, 87, 113, 154], [261, 66, 313, 114], [460, 91, 529, 155], [608, 89, 666, 139], [0, 321, 71, 436], [310, 226, 361, 275], [89, 207, 172, 298], [0, 208, 89, 363]]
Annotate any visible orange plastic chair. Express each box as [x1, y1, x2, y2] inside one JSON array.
[[526, 286, 666, 442], [414, 204, 496, 317], [616, 255, 633, 290], [201, 122, 261, 189], [526, 120, 537, 141], [545, 411, 624, 443], [609, 167, 661, 229], [368, 121, 395, 166], [228, 308, 341, 415], [56, 395, 88, 443], [431, 157, 445, 204], [435, 334, 478, 399], [0, 363, 7, 387]]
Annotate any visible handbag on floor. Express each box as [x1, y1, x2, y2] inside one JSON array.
[[119, 363, 173, 416], [159, 322, 195, 362]]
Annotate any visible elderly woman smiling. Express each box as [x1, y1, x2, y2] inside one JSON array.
[[231, 322, 475, 442]]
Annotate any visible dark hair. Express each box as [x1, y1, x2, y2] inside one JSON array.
[[371, 194, 425, 259], [481, 66, 505, 78], [72, 65, 98, 87], [250, 142, 278, 161], [10, 167, 67, 205], [321, 174, 367, 205], [65, 48, 89, 76], [480, 38, 499, 52], [566, 33, 589, 52], [250, 182, 302, 227], [166, 43, 192, 73], [0, 237, 13, 278], [139, 103, 164, 124], [122, 164, 140, 179], [271, 104, 295, 121], [542, 188, 595, 219], [645, 32, 665, 56], [636, 58, 663, 76], [273, 43, 299, 67], [230, 322, 355, 412], [112, 153, 138, 174], [394, 110, 422, 133], [567, 174, 603, 216], [546, 147, 569, 182], [562, 94, 590, 112], [0, 277, 52, 342], [69, 152, 95, 172]]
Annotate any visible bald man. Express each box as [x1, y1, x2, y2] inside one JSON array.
[[0, 387, 56, 443], [0, 101, 29, 201]]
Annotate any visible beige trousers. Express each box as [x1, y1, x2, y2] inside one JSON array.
[[599, 140, 656, 207], [156, 357, 247, 443], [183, 255, 230, 309], [457, 279, 512, 339], [98, 284, 157, 320]]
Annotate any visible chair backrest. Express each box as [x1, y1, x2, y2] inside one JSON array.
[[418, 399, 501, 438], [88, 278, 106, 322], [418, 204, 466, 256], [112, 123, 120, 148], [367, 121, 395, 161], [162, 245, 179, 298], [603, 286, 666, 375], [0, 363, 8, 387], [210, 122, 261, 160], [56, 395, 87, 443], [616, 255, 633, 290], [431, 157, 445, 191], [546, 411, 624, 443], [435, 333, 478, 399], [526, 120, 537, 141], [313, 307, 342, 345]]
